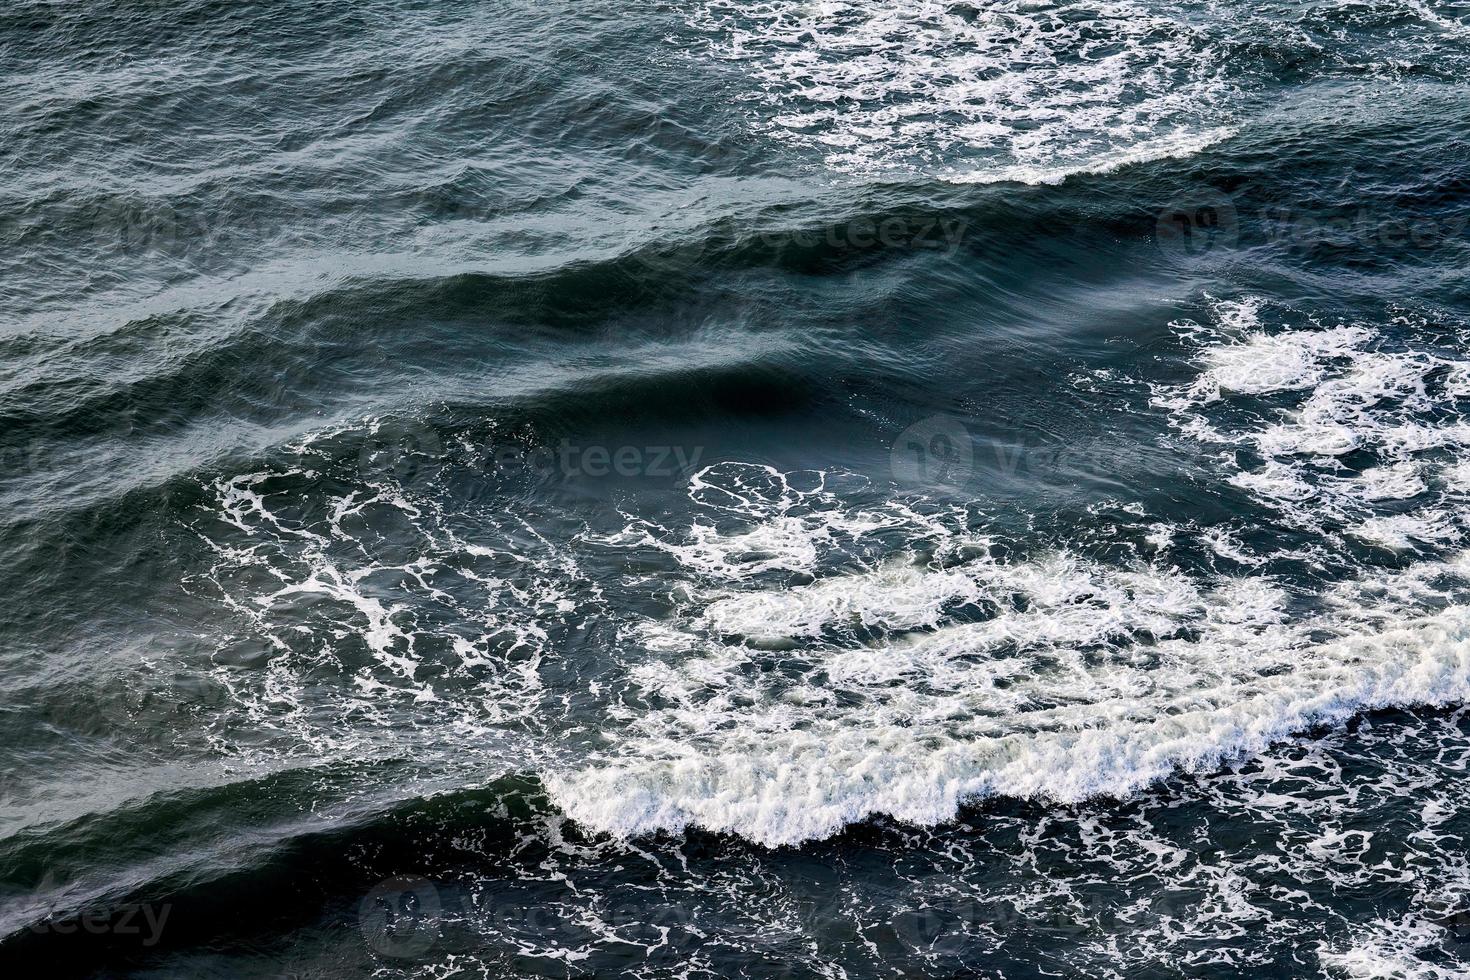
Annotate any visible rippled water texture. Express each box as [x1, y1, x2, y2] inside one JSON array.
[[5, 1, 1470, 977]]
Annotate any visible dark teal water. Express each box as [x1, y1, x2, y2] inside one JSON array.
[[5, 1, 1470, 977]]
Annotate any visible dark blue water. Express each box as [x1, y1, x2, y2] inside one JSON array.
[[5, 1, 1470, 977]]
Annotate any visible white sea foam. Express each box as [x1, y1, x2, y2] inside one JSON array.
[[546, 300, 1470, 847], [1158, 299, 1470, 538], [701, 558, 981, 638], [1357, 462, 1428, 501], [1321, 918, 1470, 980], [546, 547, 1470, 845], [691, 0, 1240, 179], [199, 300, 1470, 856], [944, 126, 1238, 186], [1352, 511, 1461, 552]]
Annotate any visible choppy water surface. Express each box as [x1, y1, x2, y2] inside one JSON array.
[[5, 1, 1470, 977]]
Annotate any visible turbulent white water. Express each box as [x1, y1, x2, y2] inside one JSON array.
[[543, 296, 1470, 846], [690, 0, 1243, 179], [16, 0, 1470, 976], [546, 539, 1470, 847], [195, 294, 1470, 857]]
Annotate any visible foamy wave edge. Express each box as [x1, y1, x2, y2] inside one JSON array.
[[943, 127, 1238, 186], [545, 608, 1470, 847]]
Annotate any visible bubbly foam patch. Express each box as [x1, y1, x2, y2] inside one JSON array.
[[347, 704, 1470, 979], [547, 548, 1470, 846], [1156, 299, 1470, 541], [195, 297, 1470, 858], [190, 428, 610, 772], [1321, 918, 1470, 980], [691, 0, 1240, 179], [547, 299, 1470, 846]]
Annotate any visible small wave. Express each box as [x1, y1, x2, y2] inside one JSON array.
[[942, 126, 1238, 186], [544, 299, 1470, 846], [191, 295, 1470, 852], [546, 601, 1470, 846]]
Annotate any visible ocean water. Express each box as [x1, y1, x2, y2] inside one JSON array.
[[5, 0, 1470, 976]]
